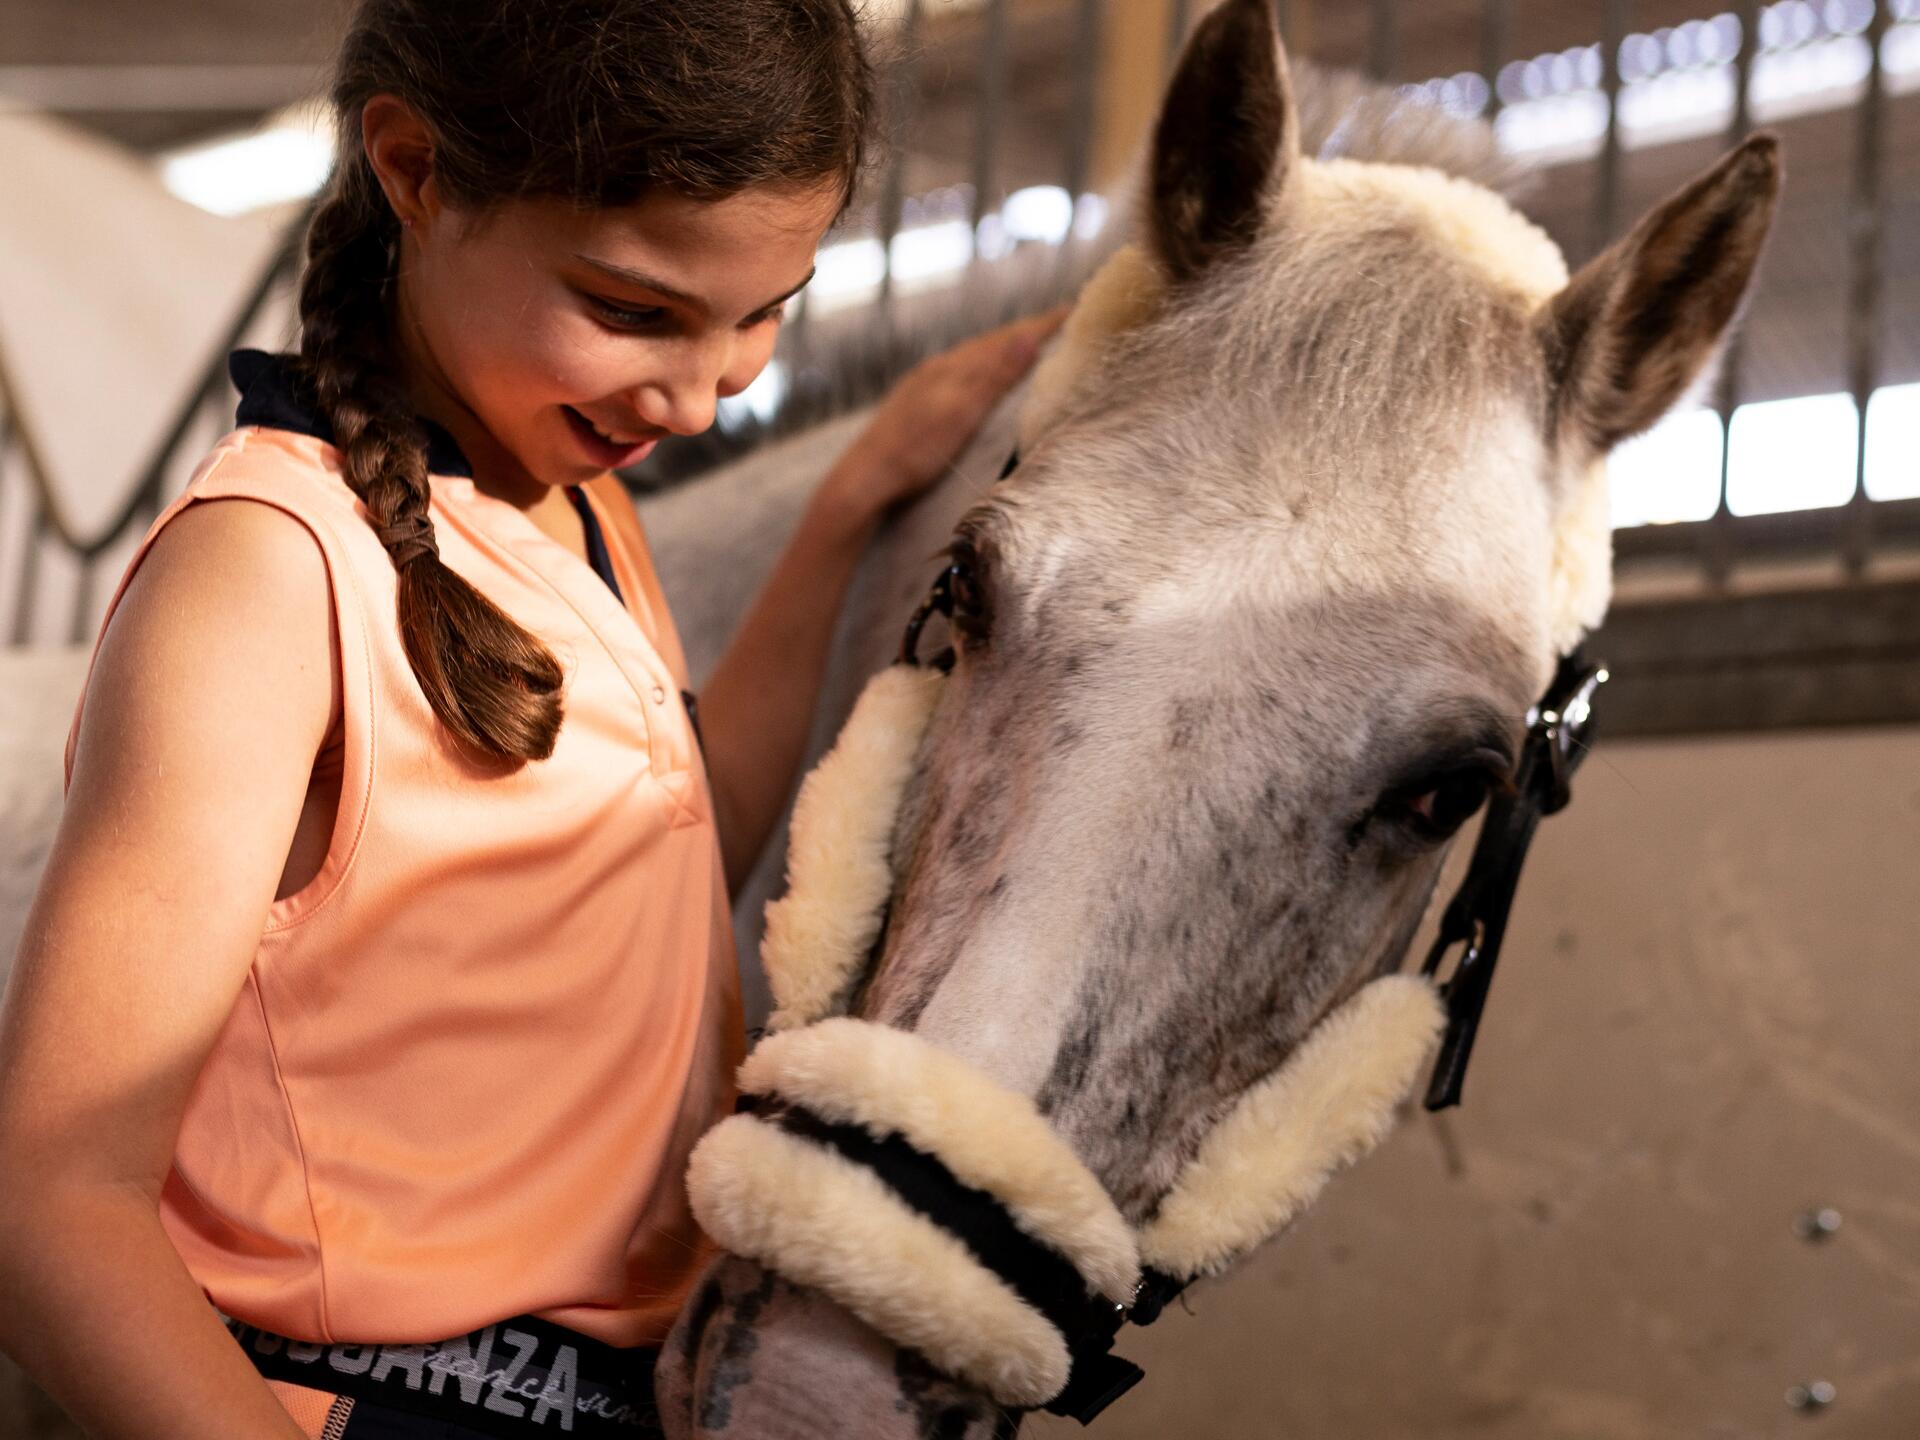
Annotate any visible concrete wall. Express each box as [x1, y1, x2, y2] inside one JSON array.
[[4, 646, 1916, 1436], [1033, 723, 1920, 1440]]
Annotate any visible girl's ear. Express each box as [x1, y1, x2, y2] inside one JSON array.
[[361, 94, 444, 229]]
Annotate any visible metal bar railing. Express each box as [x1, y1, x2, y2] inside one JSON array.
[[968, 0, 1010, 266], [1590, 0, 1628, 263], [9, 1, 1915, 639], [1480, 0, 1510, 122], [1843, 0, 1891, 577], [1063, 0, 1101, 204], [1704, 0, 1760, 588], [874, 0, 924, 328], [1369, 0, 1397, 81], [9, 502, 46, 648]]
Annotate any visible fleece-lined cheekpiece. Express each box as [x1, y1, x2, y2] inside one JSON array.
[[689, 664, 1445, 1410], [759, 665, 946, 1031]]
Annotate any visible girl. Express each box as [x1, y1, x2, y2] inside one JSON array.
[[0, 2, 1058, 1436]]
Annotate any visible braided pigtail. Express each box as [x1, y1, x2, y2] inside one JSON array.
[[295, 157, 564, 764]]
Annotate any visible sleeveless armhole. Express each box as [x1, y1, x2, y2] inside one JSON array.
[[63, 444, 377, 932]]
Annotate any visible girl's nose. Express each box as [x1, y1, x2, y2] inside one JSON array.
[[631, 336, 732, 437], [631, 376, 717, 438]]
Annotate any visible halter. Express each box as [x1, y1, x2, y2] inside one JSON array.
[[689, 452, 1608, 1424]]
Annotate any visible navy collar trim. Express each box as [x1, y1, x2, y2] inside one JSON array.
[[565, 485, 626, 604], [229, 348, 474, 479]]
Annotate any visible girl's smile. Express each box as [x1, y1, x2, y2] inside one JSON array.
[[559, 405, 664, 469]]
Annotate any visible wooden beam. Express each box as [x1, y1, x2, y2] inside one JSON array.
[[1590, 581, 1920, 737]]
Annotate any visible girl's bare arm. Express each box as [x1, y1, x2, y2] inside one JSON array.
[[0, 500, 338, 1440]]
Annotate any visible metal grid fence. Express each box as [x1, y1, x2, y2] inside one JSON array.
[[2, 0, 1915, 650]]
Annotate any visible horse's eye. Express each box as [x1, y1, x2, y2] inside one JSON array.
[[947, 538, 990, 642], [1384, 765, 1501, 842]]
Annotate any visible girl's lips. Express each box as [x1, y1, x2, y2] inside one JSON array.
[[562, 405, 661, 469]]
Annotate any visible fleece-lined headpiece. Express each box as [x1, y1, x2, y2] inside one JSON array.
[[687, 665, 1446, 1416]]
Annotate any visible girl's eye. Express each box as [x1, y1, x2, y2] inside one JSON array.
[[584, 294, 670, 330]]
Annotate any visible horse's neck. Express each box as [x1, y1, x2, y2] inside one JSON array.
[[640, 387, 1029, 1026]]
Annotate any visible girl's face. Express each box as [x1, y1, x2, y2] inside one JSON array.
[[398, 179, 841, 491]]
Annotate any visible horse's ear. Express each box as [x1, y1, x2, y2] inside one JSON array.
[[1540, 133, 1782, 452], [1149, 0, 1297, 283]]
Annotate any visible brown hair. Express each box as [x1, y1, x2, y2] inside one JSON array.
[[298, 0, 874, 762]]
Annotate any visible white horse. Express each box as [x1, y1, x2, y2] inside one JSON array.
[[640, 2, 1781, 1436]]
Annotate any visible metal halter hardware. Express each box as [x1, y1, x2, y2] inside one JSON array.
[[897, 559, 959, 672], [1418, 652, 1607, 1110]]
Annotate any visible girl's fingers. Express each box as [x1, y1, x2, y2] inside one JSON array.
[[978, 306, 1072, 385]]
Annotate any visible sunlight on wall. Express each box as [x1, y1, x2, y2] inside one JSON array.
[[1865, 382, 1920, 500], [159, 104, 332, 217], [800, 186, 1098, 318], [1398, 3, 1920, 164], [1607, 385, 1920, 525], [1728, 393, 1860, 516], [1608, 408, 1725, 527]]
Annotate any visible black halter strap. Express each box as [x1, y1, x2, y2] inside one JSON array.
[[1419, 652, 1607, 1109], [749, 1097, 1180, 1424]]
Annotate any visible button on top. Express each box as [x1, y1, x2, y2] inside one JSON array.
[[651, 684, 667, 704]]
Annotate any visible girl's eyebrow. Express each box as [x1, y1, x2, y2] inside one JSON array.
[[570, 254, 816, 317]]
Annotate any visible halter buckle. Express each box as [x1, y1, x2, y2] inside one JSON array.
[[899, 563, 960, 672], [1419, 652, 1607, 1110]]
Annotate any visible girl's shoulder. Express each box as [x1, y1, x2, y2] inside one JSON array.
[[190, 425, 372, 527], [63, 430, 356, 791], [130, 425, 371, 644], [66, 465, 342, 792]]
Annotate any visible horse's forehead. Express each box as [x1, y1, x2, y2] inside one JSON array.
[[996, 400, 1560, 691], [1006, 153, 1598, 674], [1298, 158, 1568, 302]]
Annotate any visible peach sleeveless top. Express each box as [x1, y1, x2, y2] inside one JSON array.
[[63, 418, 744, 1350]]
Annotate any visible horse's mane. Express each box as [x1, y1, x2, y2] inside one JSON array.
[[635, 63, 1527, 490]]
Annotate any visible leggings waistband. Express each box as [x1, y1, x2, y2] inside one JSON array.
[[218, 1307, 662, 1438]]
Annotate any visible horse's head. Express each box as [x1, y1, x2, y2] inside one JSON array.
[[660, 3, 1780, 1435]]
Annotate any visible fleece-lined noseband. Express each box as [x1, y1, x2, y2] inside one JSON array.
[[687, 479, 1606, 1422]]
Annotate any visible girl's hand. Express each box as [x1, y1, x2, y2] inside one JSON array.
[[817, 307, 1069, 527]]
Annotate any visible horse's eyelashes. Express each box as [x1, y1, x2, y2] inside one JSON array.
[[1374, 749, 1510, 845], [1404, 771, 1493, 837], [947, 537, 992, 643]]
